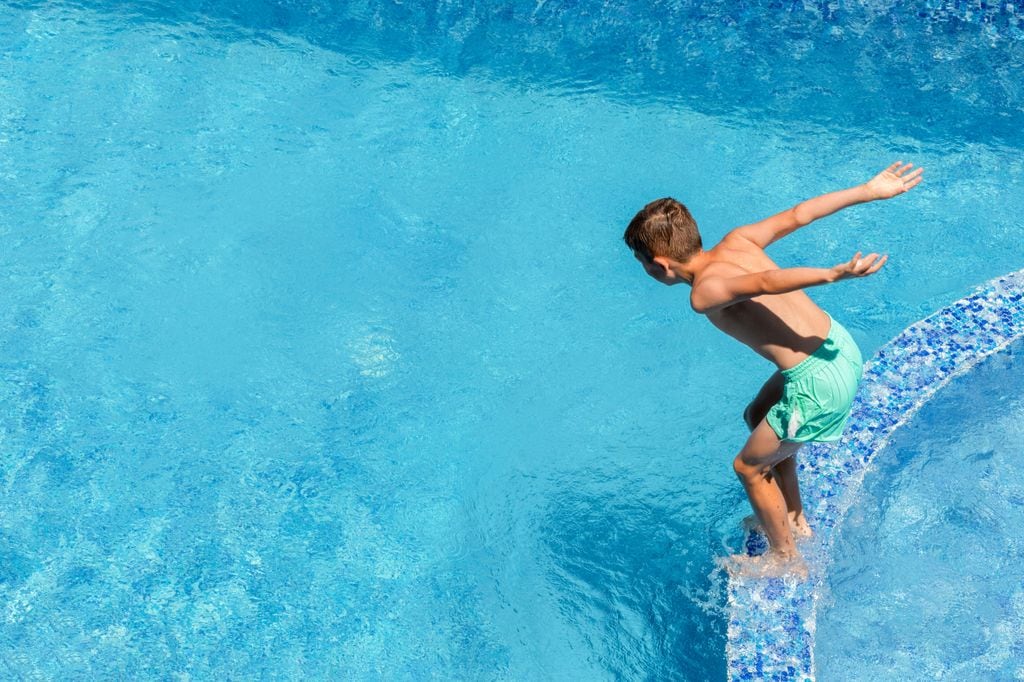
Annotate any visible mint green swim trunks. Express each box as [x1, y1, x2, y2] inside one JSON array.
[[765, 312, 863, 443]]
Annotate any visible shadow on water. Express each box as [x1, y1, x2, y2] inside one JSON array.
[[20, 0, 1024, 144], [538, 467, 733, 681]]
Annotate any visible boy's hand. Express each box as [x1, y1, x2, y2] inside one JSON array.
[[831, 251, 888, 281], [864, 161, 924, 200]]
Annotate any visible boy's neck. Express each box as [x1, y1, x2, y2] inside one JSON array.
[[666, 250, 711, 285]]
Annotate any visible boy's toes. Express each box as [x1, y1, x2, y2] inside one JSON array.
[[792, 522, 814, 539], [717, 553, 758, 578], [781, 554, 810, 580], [717, 552, 809, 580], [789, 515, 814, 538]]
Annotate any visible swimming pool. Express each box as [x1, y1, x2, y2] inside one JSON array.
[[2, 1, 1023, 678]]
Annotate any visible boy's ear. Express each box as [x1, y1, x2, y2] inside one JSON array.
[[651, 256, 672, 275]]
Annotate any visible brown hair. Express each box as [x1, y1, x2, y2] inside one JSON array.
[[623, 198, 702, 262]]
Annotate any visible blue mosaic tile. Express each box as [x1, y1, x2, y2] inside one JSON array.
[[725, 268, 1024, 680]]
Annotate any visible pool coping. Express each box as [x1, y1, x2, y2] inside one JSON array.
[[725, 268, 1024, 681]]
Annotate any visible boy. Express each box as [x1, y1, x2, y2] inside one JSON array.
[[623, 161, 924, 570]]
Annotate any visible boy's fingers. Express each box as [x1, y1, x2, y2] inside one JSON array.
[[849, 253, 877, 274], [867, 254, 888, 274], [903, 168, 924, 189], [886, 161, 903, 172], [896, 162, 914, 176], [844, 250, 886, 276], [904, 167, 924, 181]]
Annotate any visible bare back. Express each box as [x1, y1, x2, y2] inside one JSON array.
[[692, 235, 832, 371]]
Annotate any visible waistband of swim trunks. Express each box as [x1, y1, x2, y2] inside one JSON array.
[[780, 312, 850, 382]]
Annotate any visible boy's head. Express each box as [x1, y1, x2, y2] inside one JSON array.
[[623, 198, 703, 284]]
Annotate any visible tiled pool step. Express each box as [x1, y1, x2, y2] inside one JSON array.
[[726, 269, 1024, 681]]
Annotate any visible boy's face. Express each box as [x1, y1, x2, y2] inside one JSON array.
[[633, 250, 682, 285]]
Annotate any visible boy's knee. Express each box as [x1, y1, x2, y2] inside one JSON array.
[[733, 454, 765, 482]]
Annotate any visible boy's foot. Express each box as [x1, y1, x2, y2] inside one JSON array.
[[719, 551, 809, 580], [742, 513, 814, 539], [789, 513, 813, 539]]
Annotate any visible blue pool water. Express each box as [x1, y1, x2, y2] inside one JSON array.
[[1, 1, 1023, 678], [817, 339, 1024, 679]]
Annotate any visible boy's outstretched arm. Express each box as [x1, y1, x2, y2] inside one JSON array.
[[691, 252, 887, 313], [730, 161, 924, 249]]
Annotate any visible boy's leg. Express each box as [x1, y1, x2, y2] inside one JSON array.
[[772, 455, 810, 535], [743, 371, 784, 431], [744, 372, 806, 532], [733, 418, 803, 558]]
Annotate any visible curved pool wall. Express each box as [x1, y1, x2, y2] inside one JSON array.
[[726, 268, 1024, 681]]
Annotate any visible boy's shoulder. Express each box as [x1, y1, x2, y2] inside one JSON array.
[[699, 232, 771, 276], [688, 232, 781, 313], [715, 230, 767, 254]]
